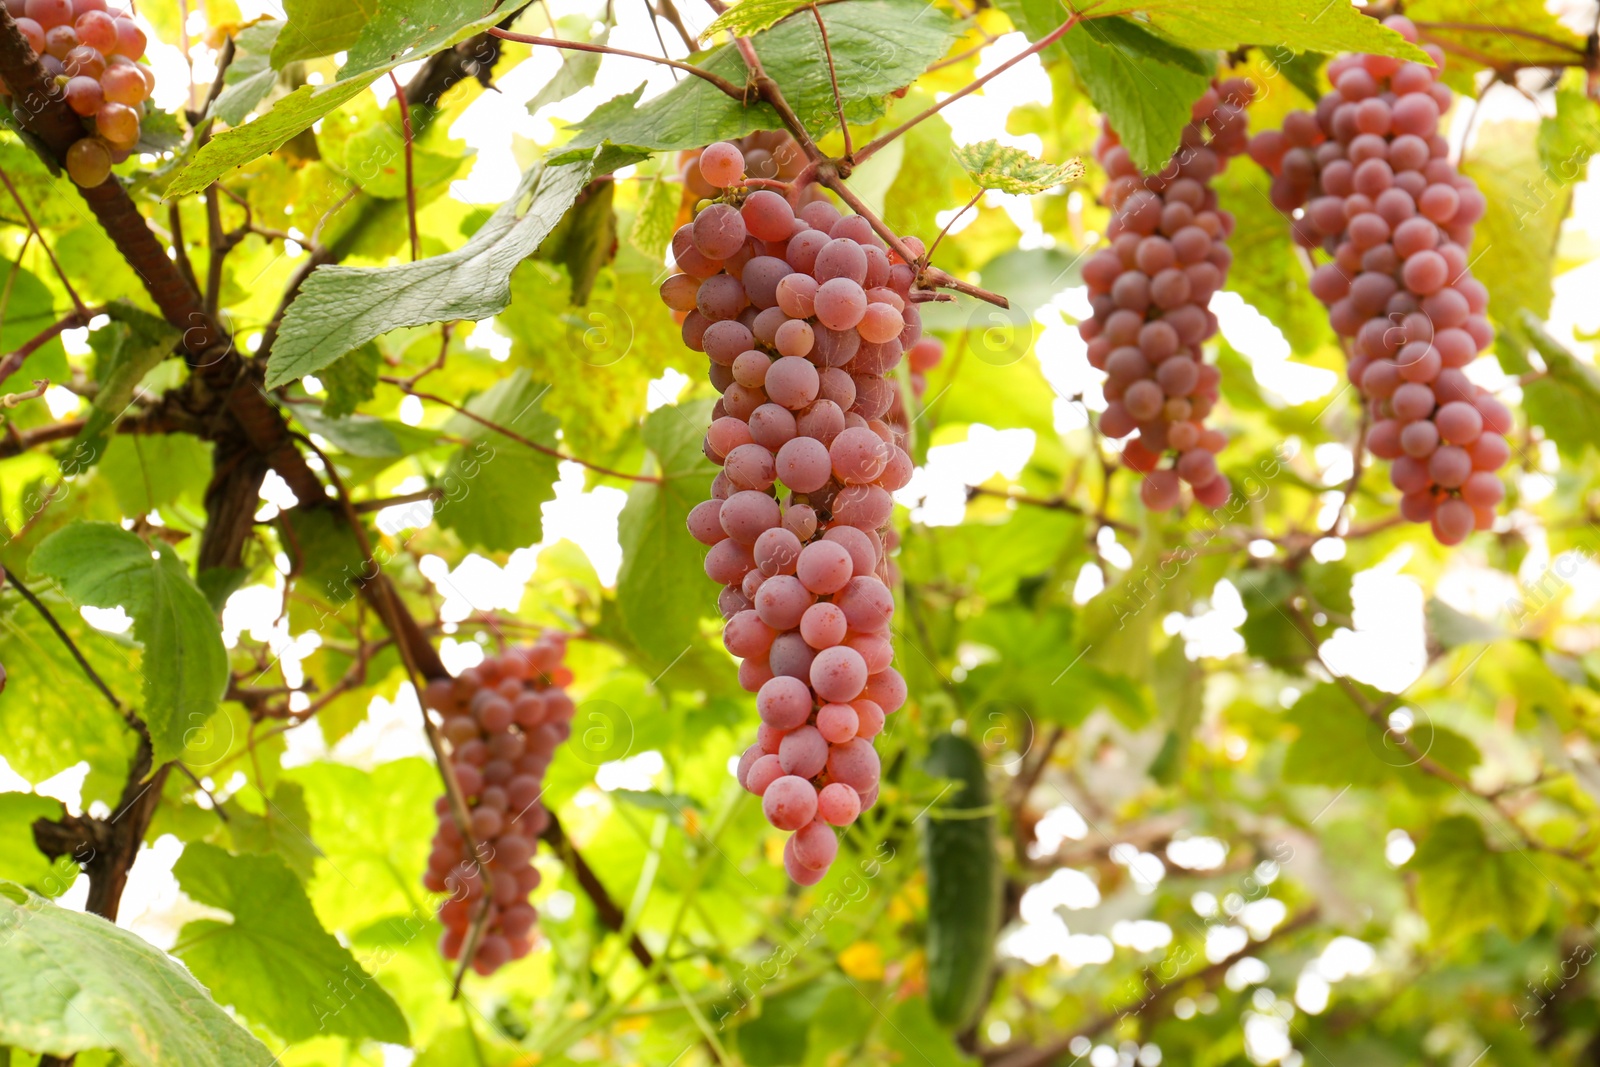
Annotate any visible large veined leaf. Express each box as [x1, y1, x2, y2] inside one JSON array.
[[553, 0, 960, 160], [0, 881, 275, 1066], [265, 157, 594, 388], [29, 524, 229, 767], [172, 843, 411, 1044], [212, 19, 283, 126]]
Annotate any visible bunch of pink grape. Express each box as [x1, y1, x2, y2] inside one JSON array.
[[1247, 15, 1509, 545], [3, 0, 151, 188], [662, 139, 910, 885], [421, 632, 575, 976], [1079, 79, 1254, 511]]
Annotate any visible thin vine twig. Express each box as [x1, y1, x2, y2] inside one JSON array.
[[388, 71, 421, 262], [381, 376, 661, 483], [3, 566, 125, 715], [0, 164, 88, 319], [488, 27, 748, 99], [810, 4, 850, 159]]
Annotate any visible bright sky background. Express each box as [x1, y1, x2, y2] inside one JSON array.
[[8, 4, 1600, 1064]]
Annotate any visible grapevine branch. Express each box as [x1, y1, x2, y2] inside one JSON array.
[[0, 307, 94, 390]]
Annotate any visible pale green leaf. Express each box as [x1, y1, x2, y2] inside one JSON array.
[[952, 140, 1083, 194], [1059, 17, 1210, 174], [616, 400, 718, 667], [1109, 0, 1430, 60], [527, 20, 609, 114], [272, 0, 379, 65], [265, 157, 594, 388], [0, 881, 274, 1066], [340, 0, 499, 82], [629, 173, 680, 261], [164, 77, 372, 198], [213, 19, 283, 126], [29, 524, 229, 766], [703, 0, 811, 38], [1412, 816, 1548, 941], [173, 843, 410, 1044], [434, 368, 562, 554], [319, 342, 381, 418], [1463, 120, 1567, 323]]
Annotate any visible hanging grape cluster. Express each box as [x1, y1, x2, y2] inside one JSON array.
[[663, 140, 910, 885], [2, 0, 152, 188], [1079, 78, 1253, 511], [421, 632, 574, 976], [1248, 15, 1508, 544]]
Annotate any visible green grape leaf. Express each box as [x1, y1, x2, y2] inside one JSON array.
[[29, 524, 229, 767], [1502, 312, 1600, 459], [272, 0, 377, 64], [96, 434, 214, 517], [266, 157, 594, 388], [292, 407, 442, 459], [1059, 17, 1211, 174], [0, 593, 135, 808], [539, 179, 617, 305], [554, 0, 959, 161], [527, 20, 609, 114], [952, 140, 1083, 194], [74, 302, 182, 459], [1464, 120, 1566, 324], [319, 343, 382, 418], [172, 843, 410, 1044], [0, 793, 69, 890], [223, 781, 323, 885], [339, 0, 499, 82], [434, 368, 562, 554], [1538, 82, 1600, 187], [213, 19, 283, 127], [164, 77, 372, 198], [0, 881, 275, 1066], [1110, 0, 1431, 59], [629, 173, 679, 261], [1282, 683, 1480, 795], [703, 0, 811, 38], [1412, 815, 1548, 941], [615, 400, 718, 670]]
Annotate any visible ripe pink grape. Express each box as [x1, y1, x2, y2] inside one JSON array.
[[422, 632, 574, 975], [1083, 79, 1250, 511], [663, 139, 916, 880]]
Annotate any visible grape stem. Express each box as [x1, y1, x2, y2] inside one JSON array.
[[487, 26, 748, 100], [388, 71, 422, 262], [380, 376, 664, 483], [851, 12, 1085, 167], [1413, 20, 1587, 55], [809, 4, 851, 159]]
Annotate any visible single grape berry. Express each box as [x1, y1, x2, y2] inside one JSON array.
[[65, 136, 110, 187]]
